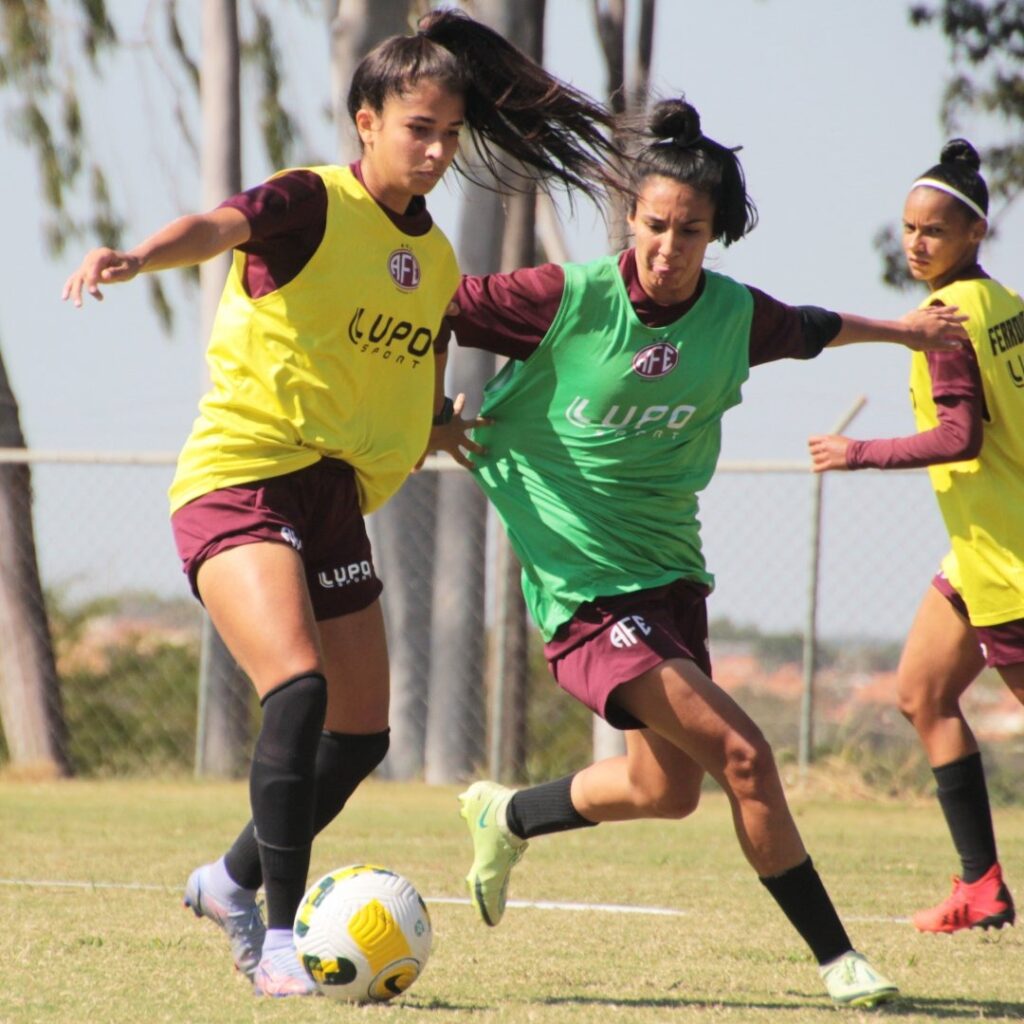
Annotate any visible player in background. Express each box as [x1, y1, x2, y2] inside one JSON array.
[[446, 97, 970, 1009], [62, 8, 623, 997], [809, 140, 1022, 935]]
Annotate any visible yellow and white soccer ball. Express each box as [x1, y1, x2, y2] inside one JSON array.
[[293, 864, 432, 1002]]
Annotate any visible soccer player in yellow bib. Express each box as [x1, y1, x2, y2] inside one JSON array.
[[62, 9, 622, 997], [810, 140, 1023, 935]]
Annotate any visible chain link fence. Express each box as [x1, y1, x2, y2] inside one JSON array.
[[0, 450, 1021, 792]]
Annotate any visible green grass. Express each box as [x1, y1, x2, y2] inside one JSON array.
[[1, 780, 1022, 1022]]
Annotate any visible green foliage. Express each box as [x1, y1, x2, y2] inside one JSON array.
[[874, 223, 918, 291], [710, 615, 839, 668], [879, 1, 1024, 285], [146, 277, 174, 334], [88, 165, 124, 249], [247, 5, 297, 169], [165, 0, 199, 90], [910, 2, 1024, 66], [61, 637, 199, 775], [912, 1, 1024, 208], [821, 702, 935, 797], [75, 0, 117, 65], [0, 0, 50, 86], [0, 1, 305, 327], [45, 589, 203, 776], [523, 628, 592, 782]]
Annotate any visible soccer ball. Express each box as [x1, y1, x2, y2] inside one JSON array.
[[293, 864, 432, 1002]]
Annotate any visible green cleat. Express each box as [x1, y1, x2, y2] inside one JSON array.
[[820, 951, 899, 1009], [458, 780, 528, 927]]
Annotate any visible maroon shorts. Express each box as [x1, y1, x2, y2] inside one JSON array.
[[171, 460, 383, 621], [933, 572, 1024, 668], [544, 579, 712, 730]]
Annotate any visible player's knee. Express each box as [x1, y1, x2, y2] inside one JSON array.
[[721, 727, 775, 797], [897, 670, 951, 727], [256, 673, 328, 769], [896, 678, 924, 724], [250, 672, 328, 847]]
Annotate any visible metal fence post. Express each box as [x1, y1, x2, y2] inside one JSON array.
[[799, 396, 866, 778]]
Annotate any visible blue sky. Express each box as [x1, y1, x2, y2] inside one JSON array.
[[3, 0, 1021, 634], [6, 0, 1020, 455]]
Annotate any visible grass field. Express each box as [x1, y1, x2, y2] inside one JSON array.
[[1, 779, 1023, 1023]]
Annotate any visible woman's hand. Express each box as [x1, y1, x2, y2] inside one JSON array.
[[62, 247, 142, 307], [808, 434, 852, 473], [419, 393, 491, 470], [898, 304, 969, 351], [61, 208, 250, 308]]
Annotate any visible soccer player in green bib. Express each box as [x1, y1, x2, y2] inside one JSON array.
[[810, 140, 1022, 936], [62, 9, 624, 998], [450, 98, 969, 1008]]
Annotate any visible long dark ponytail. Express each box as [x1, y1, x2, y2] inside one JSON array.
[[347, 7, 624, 205]]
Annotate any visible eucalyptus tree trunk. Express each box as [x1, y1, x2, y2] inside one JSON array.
[[421, 175, 498, 781], [328, 0, 417, 160], [0, 348, 70, 777], [593, 0, 655, 248], [483, 194, 535, 784], [326, 0, 434, 780], [485, 0, 544, 784], [194, 0, 250, 778], [424, 0, 545, 784], [591, 0, 656, 761]]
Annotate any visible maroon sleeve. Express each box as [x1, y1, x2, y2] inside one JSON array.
[[446, 264, 566, 360], [218, 170, 326, 241], [747, 287, 842, 366], [846, 346, 984, 470], [218, 170, 327, 298]]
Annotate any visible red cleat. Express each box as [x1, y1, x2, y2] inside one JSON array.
[[912, 862, 1015, 933]]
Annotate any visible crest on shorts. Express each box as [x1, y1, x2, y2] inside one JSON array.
[[388, 248, 421, 291], [632, 342, 679, 379]]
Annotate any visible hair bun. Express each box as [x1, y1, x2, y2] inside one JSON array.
[[650, 98, 702, 146], [940, 138, 981, 171]]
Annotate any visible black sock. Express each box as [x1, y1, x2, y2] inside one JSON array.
[[759, 857, 851, 966], [505, 774, 597, 840], [933, 751, 997, 883], [224, 729, 390, 892], [223, 825, 263, 893], [249, 673, 327, 929]]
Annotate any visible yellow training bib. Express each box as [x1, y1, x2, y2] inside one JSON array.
[[909, 277, 1024, 625], [170, 165, 459, 516]]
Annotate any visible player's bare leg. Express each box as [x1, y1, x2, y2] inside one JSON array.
[[568, 729, 705, 823], [613, 659, 896, 1007], [192, 542, 322, 996], [898, 586, 1016, 933], [897, 585, 985, 765], [317, 600, 390, 734], [614, 658, 804, 876]]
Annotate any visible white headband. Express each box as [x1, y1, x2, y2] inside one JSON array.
[[912, 177, 988, 222]]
